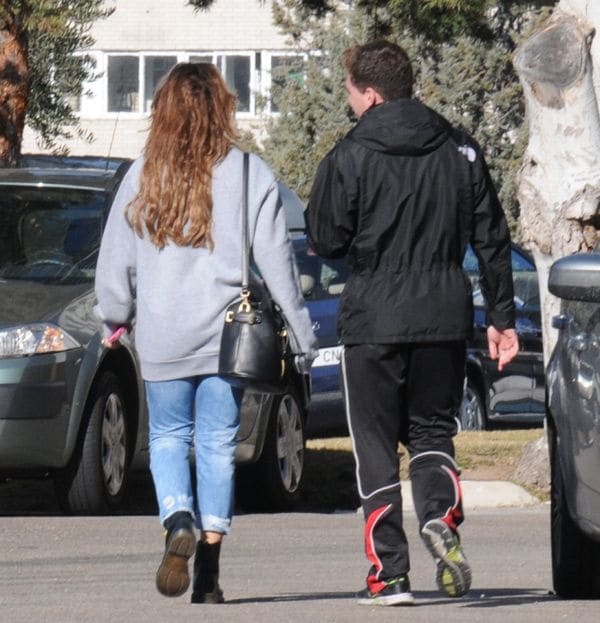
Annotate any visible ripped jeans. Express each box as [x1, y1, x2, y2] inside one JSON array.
[[145, 376, 242, 534]]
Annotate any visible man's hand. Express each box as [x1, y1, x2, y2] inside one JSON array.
[[487, 326, 519, 372]]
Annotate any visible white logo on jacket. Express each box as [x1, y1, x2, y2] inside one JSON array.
[[458, 145, 477, 162]]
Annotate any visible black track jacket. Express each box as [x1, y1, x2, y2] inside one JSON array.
[[306, 98, 515, 344]]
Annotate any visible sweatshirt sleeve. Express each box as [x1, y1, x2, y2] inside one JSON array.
[[94, 165, 139, 338], [469, 146, 516, 330], [305, 146, 357, 259], [251, 180, 318, 358]]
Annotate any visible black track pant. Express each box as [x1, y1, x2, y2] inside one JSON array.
[[341, 341, 466, 592]]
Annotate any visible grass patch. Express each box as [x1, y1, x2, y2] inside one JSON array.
[[302, 429, 545, 511], [453, 429, 543, 476]]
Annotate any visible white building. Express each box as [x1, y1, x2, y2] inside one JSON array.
[[22, 0, 299, 158]]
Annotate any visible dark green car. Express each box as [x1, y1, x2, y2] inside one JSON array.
[[0, 166, 309, 515]]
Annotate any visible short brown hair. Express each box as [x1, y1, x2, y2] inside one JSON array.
[[342, 40, 413, 100]]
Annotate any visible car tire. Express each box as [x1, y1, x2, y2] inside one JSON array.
[[459, 377, 487, 431], [236, 387, 305, 512], [54, 371, 130, 515], [550, 429, 600, 598]]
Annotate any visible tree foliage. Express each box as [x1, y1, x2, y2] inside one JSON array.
[[259, 0, 552, 239], [192, 0, 557, 235], [0, 1, 112, 164]]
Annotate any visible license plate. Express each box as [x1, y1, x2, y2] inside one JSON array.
[[312, 345, 343, 368]]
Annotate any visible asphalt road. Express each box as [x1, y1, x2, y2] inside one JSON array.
[[1, 501, 598, 623]]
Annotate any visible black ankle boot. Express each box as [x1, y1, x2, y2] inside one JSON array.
[[156, 511, 196, 598], [191, 541, 224, 604]]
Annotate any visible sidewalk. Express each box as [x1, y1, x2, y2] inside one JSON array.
[[401, 479, 542, 511]]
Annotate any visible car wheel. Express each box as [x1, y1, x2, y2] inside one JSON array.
[[459, 378, 486, 431], [550, 428, 600, 598], [236, 388, 305, 512], [54, 371, 130, 515]]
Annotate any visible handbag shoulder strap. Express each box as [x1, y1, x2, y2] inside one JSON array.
[[241, 151, 250, 294]]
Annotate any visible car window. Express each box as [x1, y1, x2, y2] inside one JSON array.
[[0, 186, 106, 285], [292, 238, 349, 300], [464, 245, 539, 311], [512, 250, 539, 311]]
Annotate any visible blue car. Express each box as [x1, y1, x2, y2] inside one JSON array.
[[291, 236, 543, 435], [290, 237, 346, 434]]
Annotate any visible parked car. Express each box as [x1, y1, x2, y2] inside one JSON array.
[[461, 244, 544, 430], [20, 153, 130, 172], [546, 250, 600, 599], [0, 166, 310, 515], [295, 238, 544, 435]]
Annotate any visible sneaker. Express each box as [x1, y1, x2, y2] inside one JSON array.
[[356, 575, 415, 606], [421, 519, 471, 597], [156, 512, 196, 598]]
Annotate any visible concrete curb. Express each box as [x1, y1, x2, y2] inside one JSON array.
[[400, 479, 542, 511]]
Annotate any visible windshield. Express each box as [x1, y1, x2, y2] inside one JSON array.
[[0, 186, 106, 285]]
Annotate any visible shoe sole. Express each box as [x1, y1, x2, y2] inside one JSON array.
[[357, 593, 415, 606], [421, 520, 471, 598], [156, 528, 196, 598]]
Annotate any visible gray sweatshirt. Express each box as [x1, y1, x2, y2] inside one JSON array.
[[95, 147, 318, 381]]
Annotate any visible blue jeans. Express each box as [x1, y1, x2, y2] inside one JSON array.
[[146, 376, 242, 533]]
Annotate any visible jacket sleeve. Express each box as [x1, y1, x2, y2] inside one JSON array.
[[252, 179, 318, 358], [94, 165, 139, 338], [469, 147, 516, 330], [306, 146, 357, 259]]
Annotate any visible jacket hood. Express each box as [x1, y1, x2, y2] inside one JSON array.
[[347, 98, 451, 156]]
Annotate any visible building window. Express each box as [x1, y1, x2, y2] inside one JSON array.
[[144, 56, 177, 111], [107, 56, 139, 112], [100, 51, 257, 116], [217, 55, 251, 113]]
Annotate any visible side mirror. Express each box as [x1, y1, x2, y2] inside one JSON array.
[[548, 253, 600, 302]]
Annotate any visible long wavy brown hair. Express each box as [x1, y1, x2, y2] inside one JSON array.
[[127, 62, 238, 248]]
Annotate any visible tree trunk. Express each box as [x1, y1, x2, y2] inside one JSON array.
[[0, 11, 29, 167], [514, 0, 600, 365]]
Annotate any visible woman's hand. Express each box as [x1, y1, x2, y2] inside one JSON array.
[[102, 326, 127, 349]]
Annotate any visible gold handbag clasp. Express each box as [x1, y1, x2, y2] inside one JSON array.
[[238, 290, 252, 313]]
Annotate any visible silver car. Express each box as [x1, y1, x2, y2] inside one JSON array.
[[0, 166, 309, 515], [546, 250, 600, 598]]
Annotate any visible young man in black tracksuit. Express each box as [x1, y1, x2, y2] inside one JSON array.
[[306, 40, 519, 606]]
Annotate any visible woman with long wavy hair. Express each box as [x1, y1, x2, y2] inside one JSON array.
[[95, 63, 317, 604]]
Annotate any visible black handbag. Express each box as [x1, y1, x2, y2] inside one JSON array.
[[218, 152, 289, 393]]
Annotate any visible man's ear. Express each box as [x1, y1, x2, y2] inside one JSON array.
[[364, 86, 385, 107]]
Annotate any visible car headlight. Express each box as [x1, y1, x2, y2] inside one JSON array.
[[0, 324, 80, 359]]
